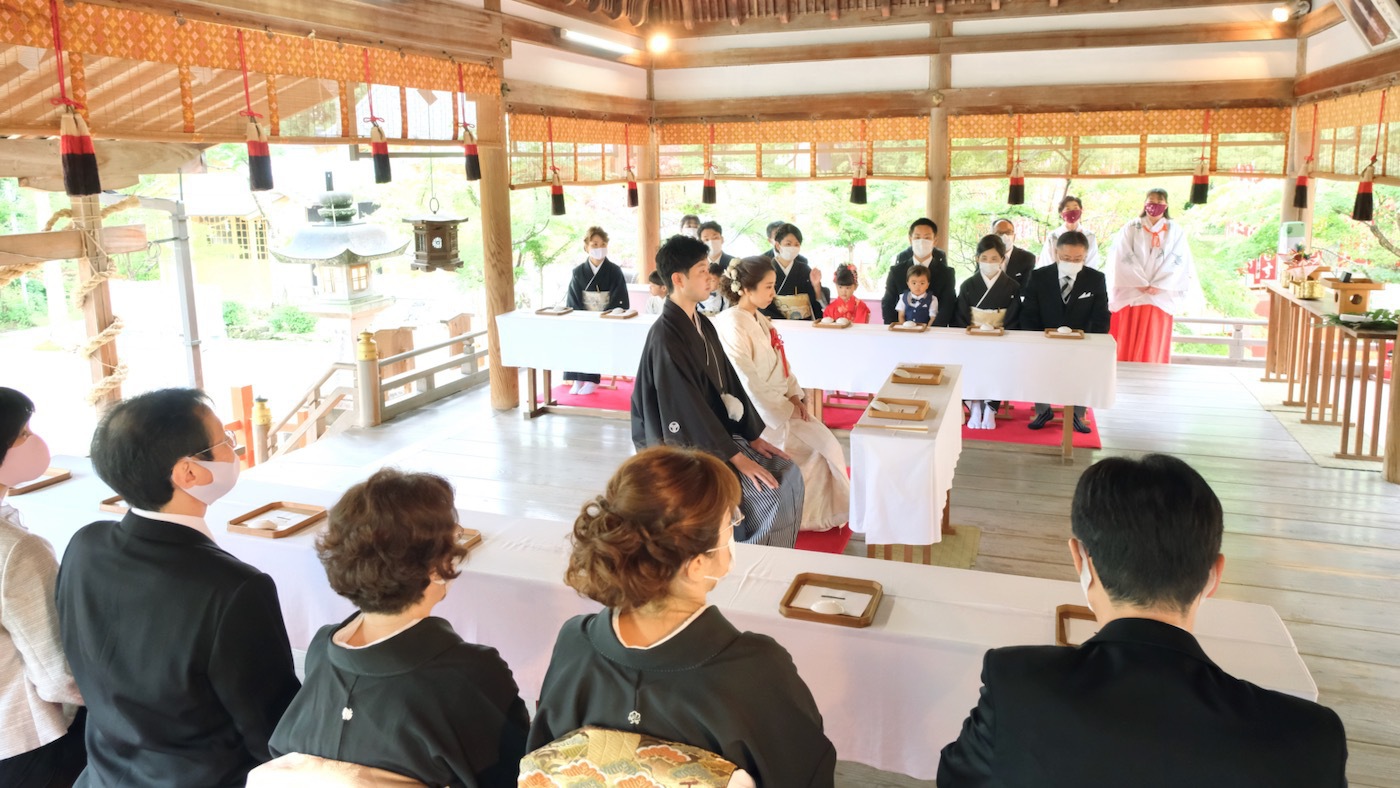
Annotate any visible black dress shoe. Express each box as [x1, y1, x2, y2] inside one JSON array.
[[1028, 410, 1053, 430], [1073, 415, 1092, 434]]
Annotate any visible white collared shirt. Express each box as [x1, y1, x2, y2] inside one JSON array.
[[129, 507, 215, 540]]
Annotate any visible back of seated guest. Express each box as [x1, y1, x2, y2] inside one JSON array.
[[937, 454, 1348, 788], [268, 469, 528, 787], [56, 388, 300, 787], [530, 446, 836, 787]]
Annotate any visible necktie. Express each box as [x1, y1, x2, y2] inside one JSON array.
[[1061, 276, 1073, 304]]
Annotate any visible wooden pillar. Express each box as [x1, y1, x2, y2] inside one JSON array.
[[1385, 326, 1399, 484], [1289, 37, 1315, 247], [927, 22, 951, 238], [72, 195, 121, 409], [638, 123, 661, 278], [476, 90, 519, 410]]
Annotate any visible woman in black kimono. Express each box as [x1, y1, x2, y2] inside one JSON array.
[[529, 447, 836, 788], [954, 235, 1021, 431], [565, 226, 629, 395], [759, 223, 821, 322], [268, 469, 529, 787]]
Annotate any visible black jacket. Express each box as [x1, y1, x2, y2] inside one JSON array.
[[1017, 264, 1111, 334], [1004, 246, 1036, 291], [56, 513, 300, 787], [881, 247, 956, 326], [953, 273, 1021, 330], [938, 617, 1348, 788]]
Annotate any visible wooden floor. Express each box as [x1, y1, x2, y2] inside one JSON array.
[[283, 362, 1400, 787]]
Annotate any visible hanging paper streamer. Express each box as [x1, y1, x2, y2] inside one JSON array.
[[624, 125, 638, 208], [1189, 110, 1212, 205], [236, 30, 273, 192], [48, 0, 98, 196], [548, 117, 565, 216], [456, 64, 480, 182], [1294, 104, 1318, 211], [1352, 90, 1386, 223], [364, 48, 391, 184], [851, 119, 868, 204], [1007, 115, 1024, 205], [702, 124, 717, 204]]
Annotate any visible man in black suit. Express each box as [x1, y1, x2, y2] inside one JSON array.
[[938, 454, 1348, 788], [991, 217, 1037, 290], [56, 388, 299, 787], [1018, 230, 1109, 433], [881, 218, 956, 326]]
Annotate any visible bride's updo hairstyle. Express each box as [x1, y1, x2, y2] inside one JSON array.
[[566, 446, 740, 611], [719, 256, 776, 306]]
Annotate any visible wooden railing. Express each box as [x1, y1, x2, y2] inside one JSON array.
[[1171, 317, 1269, 366], [372, 327, 490, 422], [267, 362, 357, 459]]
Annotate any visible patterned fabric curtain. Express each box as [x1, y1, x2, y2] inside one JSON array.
[[1298, 88, 1400, 181]]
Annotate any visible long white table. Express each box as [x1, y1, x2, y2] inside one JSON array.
[[497, 310, 1117, 457], [850, 365, 963, 547], [19, 457, 1317, 781]]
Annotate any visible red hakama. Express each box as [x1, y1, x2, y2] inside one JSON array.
[[1110, 304, 1173, 363]]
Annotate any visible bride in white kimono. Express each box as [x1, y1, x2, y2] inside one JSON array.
[[712, 256, 850, 532]]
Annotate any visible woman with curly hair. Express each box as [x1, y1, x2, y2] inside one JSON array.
[[529, 446, 835, 787]]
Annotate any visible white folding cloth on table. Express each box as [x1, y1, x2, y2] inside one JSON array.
[[21, 457, 1318, 782], [850, 365, 963, 545]]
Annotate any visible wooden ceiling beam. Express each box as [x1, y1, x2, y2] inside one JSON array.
[[1295, 47, 1400, 100], [943, 77, 1294, 114], [1298, 3, 1344, 38], [502, 80, 653, 122], [650, 19, 1292, 68], [654, 89, 935, 122], [502, 16, 650, 67], [83, 0, 506, 63], [508, 0, 645, 34]]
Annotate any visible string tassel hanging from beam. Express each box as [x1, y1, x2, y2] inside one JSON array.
[[1294, 104, 1318, 211], [48, 0, 98, 196], [702, 123, 717, 205], [364, 48, 391, 184], [548, 117, 565, 216], [850, 119, 868, 205], [1352, 89, 1386, 223], [1189, 110, 1212, 206], [457, 64, 481, 181], [625, 125, 638, 208], [236, 30, 273, 192], [1007, 115, 1024, 206]]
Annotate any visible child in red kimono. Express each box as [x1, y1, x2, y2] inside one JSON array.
[[821, 265, 871, 324]]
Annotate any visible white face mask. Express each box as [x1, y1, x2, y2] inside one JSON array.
[[706, 239, 723, 255], [185, 458, 240, 506], [588, 247, 607, 262], [1057, 261, 1085, 280], [680, 227, 698, 238], [777, 246, 799, 263], [0, 433, 50, 488], [1077, 545, 1094, 613], [978, 262, 1002, 280], [702, 525, 737, 586], [911, 239, 935, 258], [997, 233, 1015, 250]]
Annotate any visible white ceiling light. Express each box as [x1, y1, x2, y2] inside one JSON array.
[[1272, 1, 1310, 22], [648, 33, 672, 53], [560, 29, 638, 56]]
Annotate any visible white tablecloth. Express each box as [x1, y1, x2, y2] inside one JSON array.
[[850, 365, 964, 545], [497, 311, 1117, 406], [19, 457, 1316, 781]]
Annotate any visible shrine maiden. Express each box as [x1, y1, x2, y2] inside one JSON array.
[[564, 226, 629, 394], [713, 257, 850, 532], [1037, 196, 1100, 270], [631, 235, 804, 548], [529, 447, 836, 787], [1106, 189, 1202, 363], [954, 236, 1022, 430]]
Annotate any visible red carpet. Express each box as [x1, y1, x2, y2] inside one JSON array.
[[823, 396, 1102, 450], [795, 525, 853, 554], [550, 379, 633, 411]]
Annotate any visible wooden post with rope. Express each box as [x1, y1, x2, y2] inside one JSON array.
[[72, 194, 123, 409]]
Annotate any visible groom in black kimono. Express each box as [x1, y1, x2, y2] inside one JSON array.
[[632, 235, 804, 547]]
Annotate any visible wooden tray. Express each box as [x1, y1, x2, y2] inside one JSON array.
[[889, 365, 943, 387], [457, 528, 484, 552], [779, 572, 883, 628], [8, 467, 71, 496], [1045, 328, 1086, 340], [1055, 603, 1098, 646], [965, 325, 1005, 336], [534, 307, 574, 316], [888, 322, 929, 333], [813, 319, 853, 329], [868, 396, 930, 421], [228, 501, 327, 539], [99, 494, 128, 515], [600, 309, 638, 319]]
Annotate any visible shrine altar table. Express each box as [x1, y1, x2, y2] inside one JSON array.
[[850, 365, 963, 546], [21, 458, 1315, 782]]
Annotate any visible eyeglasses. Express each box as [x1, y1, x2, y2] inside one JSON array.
[[730, 508, 745, 532], [195, 430, 238, 458]]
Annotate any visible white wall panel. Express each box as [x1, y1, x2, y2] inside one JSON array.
[[952, 3, 1280, 35], [503, 42, 649, 98], [950, 40, 1296, 88], [1305, 20, 1371, 73], [653, 56, 931, 100], [670, 23, 931, 52]]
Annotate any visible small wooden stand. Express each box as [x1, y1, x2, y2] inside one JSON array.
[[965, 325, 1005, 336], [1044, 328, 1086, 340], [868, 397, 931, 421], [99, 495, 128, 515], [534, 307, 574, 316], [813, 319, 854, 329], [227, 502, 328, 539], [889, 365, 943, 386], [8, 468, 71, 496], [888, 323, 929, 333], [1323, 278, 1387, 315], [779, 573, 883, 628], [1055, 604, 1098, 646], [600, 309, 638, 320]]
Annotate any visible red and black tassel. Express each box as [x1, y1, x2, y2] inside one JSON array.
[[370, 123, 391, 184], [461, 124, 481, 181], [1190, 160, 1210, 205], [1292, 171, 1310, 211], [850, 164, 867, 205], [550, 170, 566, 216], [246, 118, 273, 192], [59, 109, 100, 197], [702, 165, 717, 205], [625, 167, 638, 208], [1352, 163, 1375, 223], [1007, 162, 1024, 205]]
